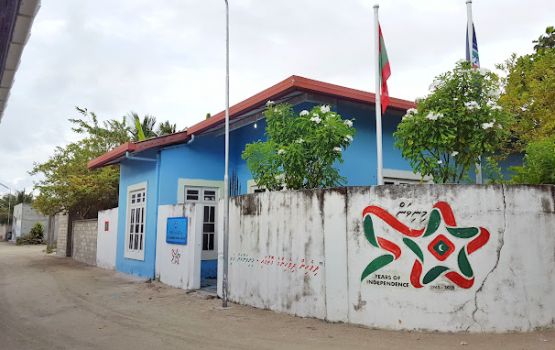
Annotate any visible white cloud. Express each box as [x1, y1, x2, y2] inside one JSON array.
[[1, 0, 554, 190]]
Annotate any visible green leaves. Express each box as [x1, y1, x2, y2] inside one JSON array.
[[394, 61, 511, 184], [242, 103, 355, 191], [510, 135, 555, 184]]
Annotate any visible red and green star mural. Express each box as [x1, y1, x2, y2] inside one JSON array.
[[361, 201, 490, 289]]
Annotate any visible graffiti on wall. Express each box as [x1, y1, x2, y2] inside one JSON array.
[[231, 253, 322, 277], [361, 201, 490, 289], [170, 248, 181, 265]]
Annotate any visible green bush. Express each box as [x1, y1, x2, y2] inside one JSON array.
[[394, 61, 511, 183], [16, 223, 45, 245], [242, 102, 355, 190], [511, 136, 555, 184]]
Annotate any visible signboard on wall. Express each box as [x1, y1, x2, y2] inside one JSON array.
[[166, 217, 188, 245]]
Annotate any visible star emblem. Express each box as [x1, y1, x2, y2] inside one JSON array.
[[361, 201, 490, 289]]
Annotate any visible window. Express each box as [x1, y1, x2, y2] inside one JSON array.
[[247, 179, 267, 194], [202, 205, 216, 251], [125, 184, 147, 260], [184, 187, 217, 203], [186, 188, 199, 201], [382, 169, 433, 185]]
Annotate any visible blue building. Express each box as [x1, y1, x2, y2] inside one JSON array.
[[88, 75, 422, 280]]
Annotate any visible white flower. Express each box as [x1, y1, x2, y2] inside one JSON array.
[[451, 151, 459, 157], [429, 78, 442, 91], [426, 112, 443, 121], [320, 105, 331, 113], [344, 135, 353, 143], [299, 110, 309, 116], [277, 149, 285, 155], [344, 119, 353, 127], [295, 138, 304, 144], [465, 101, 481, 110], [520, 105, 528, 112], [275, 173, 285, 181], [456, 59, 467, 65], [266, 100, 274, 107], [310, 116, 322, 124], [487, 89, 501, 99], [481, 122, 494, 129], [406, 108, 417, 115], [478, 67, 491, 76], [453, 97, 458, 101], [333, 147, 342, 153], [437, 160, 443, 164], [497, 124, 503, 129], [487, 100, 502, 111]]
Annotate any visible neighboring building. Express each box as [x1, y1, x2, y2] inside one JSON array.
[[11, 203, 48, 241], [0, 223, 9, 240], [0, 0, 41, 122], [88, 75, 422, 280]]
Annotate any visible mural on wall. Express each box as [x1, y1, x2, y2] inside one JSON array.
[[361, 201, 490, 289], [170, 248, 181, 265]]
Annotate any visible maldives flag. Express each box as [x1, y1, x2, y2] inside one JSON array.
[[378, 25, 391, 113]]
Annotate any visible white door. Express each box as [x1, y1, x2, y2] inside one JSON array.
[[184, 187, 218, 260]]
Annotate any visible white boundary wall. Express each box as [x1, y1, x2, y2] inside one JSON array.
[[155, 204, 202, 290], [96, 208, 118, 269], [228, 185, 555, 332]]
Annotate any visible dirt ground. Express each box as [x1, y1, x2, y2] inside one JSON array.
[[0, 243, 553, 350]]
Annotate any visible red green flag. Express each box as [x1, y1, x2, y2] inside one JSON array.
[[378, 25, 391, 113]]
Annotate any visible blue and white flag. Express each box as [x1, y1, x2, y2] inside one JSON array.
[[466, 23, 480, 68]]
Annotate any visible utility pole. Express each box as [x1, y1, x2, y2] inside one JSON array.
[[222, 0, 230, 308], [0, 182, 12, 240]]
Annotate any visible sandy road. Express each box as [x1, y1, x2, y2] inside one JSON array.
[[0, 243, 553, 350]]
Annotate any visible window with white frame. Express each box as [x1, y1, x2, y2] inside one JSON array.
[[125, 185, 146, 260], [382, 169, 433, 185], [247, 179, 267, 194]]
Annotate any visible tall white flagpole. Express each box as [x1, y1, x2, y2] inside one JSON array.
[[374, 4, 383, 186], [222, 0, 230, 308], [466, 0, 483, 184]]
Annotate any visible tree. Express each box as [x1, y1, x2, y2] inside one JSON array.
[[31, 107, 180, 217], [0, 190, 33, 225], [533, 26, 555, 52], [129, 112, 158, 141], [394, 61, 511, 183], [31, 109, 126, 218], [157, 120, 177, 135], [498, 27, 555, 152], [242, 103, 355, 190], [510, 135, 555, 184]]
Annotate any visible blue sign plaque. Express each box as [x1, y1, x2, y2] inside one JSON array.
[[166, 217, 188, 245]]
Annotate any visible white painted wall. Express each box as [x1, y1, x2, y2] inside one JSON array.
[[11, 203, 49, 240], [155, 204, 202, 290], [228, 191, 326, 319], [228, 185, 555, 332], [96, 208, 118, 269]]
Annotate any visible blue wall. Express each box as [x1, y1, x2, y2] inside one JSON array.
[[225, 100, 413, 190], [158, 135, 225, 205], [115, 152, 159, 279]]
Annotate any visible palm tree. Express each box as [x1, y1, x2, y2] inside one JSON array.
[[157, 121, 177, 136], [14, 189, 32, 204], [128, 112, 158, 141]]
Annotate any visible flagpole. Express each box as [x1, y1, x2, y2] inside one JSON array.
[[466, 0, 483, 184], [222, 0, 230, 308], [373, 4, 383, 186]]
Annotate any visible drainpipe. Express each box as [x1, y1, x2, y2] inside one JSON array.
[[187, 134, 195, 145], [153, 152, 161, 280]]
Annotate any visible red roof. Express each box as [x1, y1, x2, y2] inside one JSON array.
[[88, 75, 415, 170]]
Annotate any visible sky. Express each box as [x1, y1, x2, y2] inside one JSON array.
[[0, 0, 553, 193]]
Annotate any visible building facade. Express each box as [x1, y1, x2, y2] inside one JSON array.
[[88, 76, 439, 280]]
